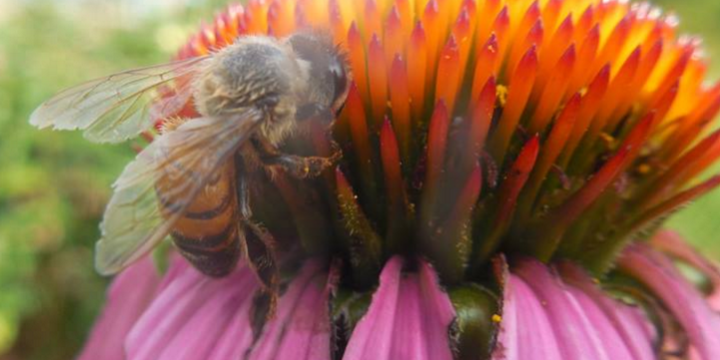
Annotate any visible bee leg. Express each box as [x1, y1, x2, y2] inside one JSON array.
[[234, 156, 277, 288], [240, 220, 279, 322], [270, 153, 340, 179], [253, 137, 341, 179], [234, 157, 279, 320], [239, 220, 279, 291]]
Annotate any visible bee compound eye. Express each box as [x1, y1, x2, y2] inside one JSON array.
[[330, 59, 348, 106]]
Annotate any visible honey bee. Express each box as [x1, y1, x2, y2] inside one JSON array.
[[30, 31, 350, 295]]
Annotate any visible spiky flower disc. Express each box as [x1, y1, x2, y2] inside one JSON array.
[[175, 0, 720, 282]]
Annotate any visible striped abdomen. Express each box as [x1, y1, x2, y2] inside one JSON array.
[[157, 157, 241, 277]]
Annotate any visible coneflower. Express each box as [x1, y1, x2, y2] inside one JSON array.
[[79, 0, 720, 359]]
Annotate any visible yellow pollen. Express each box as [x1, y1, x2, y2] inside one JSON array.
[[492, 314, 502, 323], [496, 85, 508, 106], [599, 133, 616, 147], [637, 164, 652, 174]]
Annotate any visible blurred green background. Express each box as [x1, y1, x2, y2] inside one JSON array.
[[0, 0, 718, 359]]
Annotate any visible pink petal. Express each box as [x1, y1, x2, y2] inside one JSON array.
[[559, 263, 656, 360], [126, 259, 260, 360], [204, 286, 258, 360], [711, 290, 720, 311], [651, 230, 720, 311], [249, 260, 334, 360], [78, 256, 161, 360], [492, 263, 562, 360], [343, 257, 455, 360], [619, 244, 720, 359], [513, 259, 640, 360]]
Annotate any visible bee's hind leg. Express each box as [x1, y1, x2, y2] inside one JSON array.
[[243, 217, 280, 331], [239, 219, 279, 293], [234, 155, 279, 321], [253, 137, 341, 179]]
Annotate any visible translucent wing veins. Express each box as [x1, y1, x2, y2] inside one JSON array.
[[95, 108, 264, 275], [29, 56, 210, 143]]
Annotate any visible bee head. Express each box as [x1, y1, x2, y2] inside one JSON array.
[[286, 31, 350, 114]]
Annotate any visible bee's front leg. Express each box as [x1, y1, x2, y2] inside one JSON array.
[[253, 137, 341, 179]]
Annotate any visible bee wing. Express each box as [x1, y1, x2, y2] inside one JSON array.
[[29, 56, 211, 143], [95, 108, 265, 275]]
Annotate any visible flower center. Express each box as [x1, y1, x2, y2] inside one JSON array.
[[176, 0, 720, 289]]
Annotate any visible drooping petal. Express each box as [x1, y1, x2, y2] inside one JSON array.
[[125, 259, 260, 360], [711, 288, 720, 312], [650, 230, 720, 311], [204, 284, 258, 360], [78, 257, 160, 360], [492, 259, 562, 360], [343, 257, 455, 360], [249, 261, 335, 360], [619, 244, 720, 359], [559, 263, 656, 360], [122, 256, 337, 360], [507, 259, 648, 360]]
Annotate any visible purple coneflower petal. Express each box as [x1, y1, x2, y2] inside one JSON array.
[[560, 264, 656, 360], [204, 282, 258, 360], [711, 290, 720, 312], [78, 256, 160, 360], [249, 260, 334, 360], [122, 257, 336, 360], [125, 258, 260, 360], [515, 260, 634, 359], [619, 244, 720, 359], [495, 259, 654, 360], [492, 264, 562, 360], [343, 256, 455, 360], [651, 230, 720, 311]]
